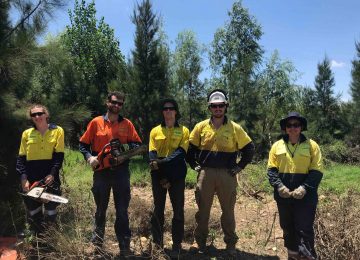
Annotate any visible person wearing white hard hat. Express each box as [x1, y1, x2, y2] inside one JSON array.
[[187, 89, 255, 257]]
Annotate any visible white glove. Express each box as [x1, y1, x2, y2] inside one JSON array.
[[292, 185, 307, 199], [278, 185, 292, 198], [87, 156, 99, 168]]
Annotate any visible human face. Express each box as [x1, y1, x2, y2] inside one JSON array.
[[107, 96, 124, 114], [30, 107, 47, 125], [285, 119, 302, 137], [162, 102, 177, 124], [209, 102, 226, 118]]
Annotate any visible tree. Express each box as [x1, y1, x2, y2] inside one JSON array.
[[210, 0, 263, 127], [255, 50, 300, 157], [128, 0, 169, 142], [62, 0, 126, 113], [313, 56, 340, 142], [172, 30, 206, 128], [349, 41, 360, 144], [0, 0, 67, 235]]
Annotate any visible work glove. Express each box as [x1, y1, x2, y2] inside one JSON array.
[[228, 165, 242, 177], [87, 156, 99, 168], [278, 185, 292, 198], [194, 164, 202, 173], [292, 185, 307, 199], [149, 159, 162, 171]]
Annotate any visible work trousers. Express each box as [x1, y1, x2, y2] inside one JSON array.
[[194, 167, 238, 247], [23, 185, 60, 234], [277, 200, 317, 259], [150, 175, 185, 247], [91, 168, 131, 249]]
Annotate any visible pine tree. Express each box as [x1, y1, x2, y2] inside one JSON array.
[[128, 0, 169, 142]]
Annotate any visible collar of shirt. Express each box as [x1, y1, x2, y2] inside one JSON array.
[[103, 114, 124, 123]]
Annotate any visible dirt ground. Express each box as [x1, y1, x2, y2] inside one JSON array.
[[94, 184, 288, 260]]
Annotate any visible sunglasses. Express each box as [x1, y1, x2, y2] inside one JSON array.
[[286, 123, 301, 128], [110, 100, 124, 106], [162, 107, 176, 111], [209, 103, 226, 109], [30, 112, 45, 117]]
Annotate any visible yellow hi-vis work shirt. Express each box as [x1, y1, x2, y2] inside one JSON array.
[[17, 124, 64, 182], [268, 138, 322, 175], [267, 136, 323, 202], [149, 124, 189, 156], [19, 125, 64, 160], [189, 118, 252, 168]]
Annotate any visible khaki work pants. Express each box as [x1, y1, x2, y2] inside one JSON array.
[[194, 167, 238, 247]]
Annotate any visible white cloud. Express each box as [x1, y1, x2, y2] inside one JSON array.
[[331, 60, 346, 68]]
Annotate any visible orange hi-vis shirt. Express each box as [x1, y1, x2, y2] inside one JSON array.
[[80, 115, 142, 155]]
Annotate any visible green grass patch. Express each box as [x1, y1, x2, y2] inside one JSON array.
[[61, 149, 360, 196], [320, 163, 360, 194]]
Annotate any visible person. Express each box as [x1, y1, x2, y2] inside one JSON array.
[[79, 91, 142, 256], [267, 112, 323, 260], [16, 104, 65, 234], [186, 89, 255, 257], [148, 98, 189, 255]]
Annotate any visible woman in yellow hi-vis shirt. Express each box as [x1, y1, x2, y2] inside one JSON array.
[[267, 112, 323, 260], [148, 98, 189, 256], [16, 104, 64, 234]]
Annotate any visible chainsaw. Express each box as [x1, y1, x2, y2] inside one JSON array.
[[22, 180, 68, 204], [96, 139, 147, 171]]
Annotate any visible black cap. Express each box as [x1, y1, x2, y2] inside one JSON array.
[[280, 112, 307, 131]]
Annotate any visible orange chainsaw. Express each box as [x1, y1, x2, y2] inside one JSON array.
[[96, 139, 147, 171]]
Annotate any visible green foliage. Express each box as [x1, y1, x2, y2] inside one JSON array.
[[210, 0, 263, 128], [310, 56, 343, 143], [254, 51, 301, 157], [349, 41, 360, 145], [128, 0, 170, 142], [62, 0, 126, 113], [171, 30, 207, 128]]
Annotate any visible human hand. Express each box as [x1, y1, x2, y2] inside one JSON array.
[[149, 159, 162, 171], [228, 166, 242, 177], [87, 156, 99, 169], [292, 185, 306, 199], [278, 185, 292, 198], [44, 174, 54, 185], [21, 178, 30, 192]]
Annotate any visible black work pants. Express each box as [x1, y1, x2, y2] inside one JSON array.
[[91, 168, 131, 248], [277, 199, 317, 259], [150, 175, 185, 246]]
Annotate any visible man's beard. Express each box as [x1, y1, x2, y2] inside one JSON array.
[[108, 106, 120, 114]]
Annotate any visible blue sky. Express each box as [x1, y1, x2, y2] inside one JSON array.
[[45, 0, 360, 101]]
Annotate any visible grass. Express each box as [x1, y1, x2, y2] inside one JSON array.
[[320, 163, 360, 194], [61, 149, 360, 195]]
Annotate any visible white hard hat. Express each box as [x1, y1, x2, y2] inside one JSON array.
[[208, 91, 227, 104]]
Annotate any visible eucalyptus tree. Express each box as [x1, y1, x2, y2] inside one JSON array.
[[128, 0, 169, 142], [62, 0, 126, 114], [255, 50, 299, 156], [210, 0, 263, 126], [172, 30, 206, 128]]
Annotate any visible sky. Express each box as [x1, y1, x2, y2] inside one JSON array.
[[43, 0, 360, 101]]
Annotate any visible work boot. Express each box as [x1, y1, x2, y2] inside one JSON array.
[[168, 243, 183, 258], [226, 244, 237, 258], [288, 249, 301, 260], [120, 239, 134, 258], [190, 241, 207, 254]]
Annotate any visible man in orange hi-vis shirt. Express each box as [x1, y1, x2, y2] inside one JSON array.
[[79, 91, 142, 257]]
